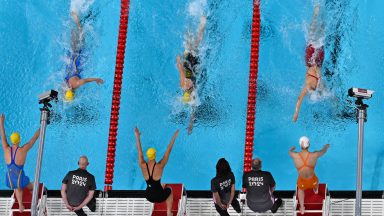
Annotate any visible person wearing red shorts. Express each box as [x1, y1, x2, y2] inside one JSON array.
[[289, 136, 330, 215], [293, 5, 325, 122]]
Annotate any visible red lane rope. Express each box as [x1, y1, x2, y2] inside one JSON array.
[[243, 0, 260, 174], [104, 0, 130, 192]]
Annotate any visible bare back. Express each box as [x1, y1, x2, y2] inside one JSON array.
[[140, 160, 165, 181], [291, 151, 320, 178], [305, 66, 320, 90], [3, 145, 28, 166]]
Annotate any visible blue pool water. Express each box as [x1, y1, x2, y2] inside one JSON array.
[[0, 0, 383, 191]]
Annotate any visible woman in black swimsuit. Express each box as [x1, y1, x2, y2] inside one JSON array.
[[134, 127, 179, 216]]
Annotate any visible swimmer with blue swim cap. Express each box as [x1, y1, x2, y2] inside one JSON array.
[[134, 127, 179, 216], [64, 11, 104, 102], [0, 114, 40, 212]]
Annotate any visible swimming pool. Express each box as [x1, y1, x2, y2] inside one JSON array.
[[0, 0, 383, 191]]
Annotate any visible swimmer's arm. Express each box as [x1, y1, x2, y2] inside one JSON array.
[[158, 130, 179, 167], [293, 87, 308, 122], [187, 108, 195, 135], [314, 144, 330, 157], [134, 127, 145, 165], [0, 114, 9, 150], [288, 146, 296, 158], [23, 129, 40, 151], [176, 56, 186, 88], [76, 78, 104, 88]]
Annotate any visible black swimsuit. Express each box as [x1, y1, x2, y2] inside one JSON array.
[[145, 162, 172, 203]]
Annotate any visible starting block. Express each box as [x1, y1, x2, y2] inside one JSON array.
[[10, 183, 47, 216], [151, 184, 187, 216], [293, 183, 330, 216]]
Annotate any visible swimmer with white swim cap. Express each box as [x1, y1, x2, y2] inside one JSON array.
[[289, 136, 330, 215], [134, 127, 179, 216], [64, 11, 104, 102], [176, 15, 207, 135]]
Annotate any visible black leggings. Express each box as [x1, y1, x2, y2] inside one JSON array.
[[74, 197, 96, 216], [214, 199, 241, 216]]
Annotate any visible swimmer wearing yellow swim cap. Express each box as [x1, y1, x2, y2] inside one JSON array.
[[10, 132, 21, 146], [182, 91, 191, 103], [146, 148, 156, 160], [64, 89, 75, 102]]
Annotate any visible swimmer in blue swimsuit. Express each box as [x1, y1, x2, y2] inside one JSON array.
[[64, 11, 104, 102], [176, 16, 206, 135], [1, 114, 40, 212]]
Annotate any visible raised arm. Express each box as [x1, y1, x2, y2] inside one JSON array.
[[72, 78, 104, 89], [134, 127, 145, 166], [176, 56, 186, 88], [158, 130, 179, 167], [293, 86, 308, 122], [288, 146, 296, 158], [314, 144, 330, 158], [0, 114, 9, 151], [23, 129, 40, 151]]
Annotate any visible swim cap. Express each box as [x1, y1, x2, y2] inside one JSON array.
[[299, 136, 310, 149], [146, 148, 156, 160], [182, 92, 191, 103], [10, 132, 21, 145], [64, 89, 75, 102]]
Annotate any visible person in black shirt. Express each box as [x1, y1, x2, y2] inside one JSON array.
[[242, 158, 282, 213], [61, 156, 96, 216], [134, 127, 179, 216], [211, 158, 241, 216]]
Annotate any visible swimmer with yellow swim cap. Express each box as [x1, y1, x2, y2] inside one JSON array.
[[64, 11, 104, 102], [288, 136, 330, 215], [134, 127, 179, 216], [0, 114, 40, 212]]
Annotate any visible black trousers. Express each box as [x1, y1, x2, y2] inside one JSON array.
[[214, 199, 241, 216], [74, 197, 96, 216]]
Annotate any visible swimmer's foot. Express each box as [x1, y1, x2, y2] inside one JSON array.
[[19, 205, 25, 212], [313, 187, 319, 194], [300, 206, 305, 215]]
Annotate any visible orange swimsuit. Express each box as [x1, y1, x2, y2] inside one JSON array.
[[297, 152, 318, 190]]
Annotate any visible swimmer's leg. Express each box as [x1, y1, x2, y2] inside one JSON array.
[[313, 184, 319, 194], [166, 189, 173, 216], [298, 189, 305, 215], [14, 188, 25, 212], [309, 5, 320, 43]]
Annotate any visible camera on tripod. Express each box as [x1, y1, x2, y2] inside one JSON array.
[[38, 90, 58, 107]]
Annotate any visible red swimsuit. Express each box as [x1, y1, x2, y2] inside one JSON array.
[[305, 44, 324, 67]]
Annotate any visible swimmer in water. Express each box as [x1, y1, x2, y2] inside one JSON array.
[[289, 136, 330, 215], [293, 5, 325, 122], [64, 11, 104, 102], [176, 15, 207, 134], [134, 127, 179, 216]]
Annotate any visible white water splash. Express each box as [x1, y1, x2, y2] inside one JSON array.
[[70, 0, 94, 14], [187, 0, 207, 18]]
